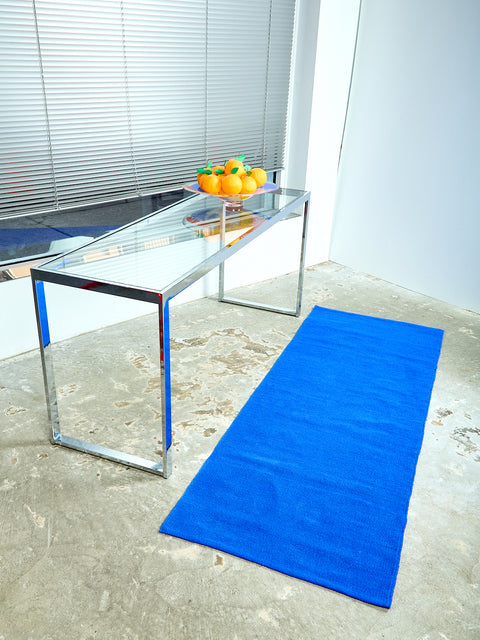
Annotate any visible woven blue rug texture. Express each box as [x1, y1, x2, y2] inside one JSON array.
[[160, 306, 444, 607]]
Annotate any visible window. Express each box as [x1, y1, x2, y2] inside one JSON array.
[[0, 0, 296, 265]]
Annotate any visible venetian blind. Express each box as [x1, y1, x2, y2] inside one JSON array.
[[0, 0, 296, 218]]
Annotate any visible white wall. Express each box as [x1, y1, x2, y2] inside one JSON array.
[[330, 0, 480, 313], [302, 0, 362, 266]]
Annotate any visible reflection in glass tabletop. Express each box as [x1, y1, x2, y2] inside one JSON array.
[[36, 188, 309, 299]]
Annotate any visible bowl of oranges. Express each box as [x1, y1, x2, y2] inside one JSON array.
[[185, 155, 277, 208]]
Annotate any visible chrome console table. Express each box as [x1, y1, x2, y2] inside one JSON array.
[[31, 187, 310, 478]]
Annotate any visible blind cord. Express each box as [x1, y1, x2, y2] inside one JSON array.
[[32, 0, 59, 209]]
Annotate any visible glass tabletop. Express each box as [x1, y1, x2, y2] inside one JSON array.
[[35, 187, 308, 298]]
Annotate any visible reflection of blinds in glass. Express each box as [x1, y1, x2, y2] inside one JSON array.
[[0, 0, 296, 218]]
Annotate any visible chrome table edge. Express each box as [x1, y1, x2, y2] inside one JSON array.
[[52, 433, 169, 476]]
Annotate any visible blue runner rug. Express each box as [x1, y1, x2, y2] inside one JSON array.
[[160, 306, 444, 607]]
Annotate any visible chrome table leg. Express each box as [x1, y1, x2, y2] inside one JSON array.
[[31, 278, 171, 477], [219, 198, 310, 317]]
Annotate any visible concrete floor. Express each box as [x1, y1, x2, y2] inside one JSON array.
[[1, 261, 479, 640]]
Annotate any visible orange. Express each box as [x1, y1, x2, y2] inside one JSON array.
[[249, 167, 267, 187], [197, 168, 212, 187], [225, 158, 246, 177], [221, 174, 243, 195], [241, 175, 257, 194], [212, 165, 225, 175], [201, 173, 221, 195]]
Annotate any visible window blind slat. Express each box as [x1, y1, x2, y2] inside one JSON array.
[[0, 0, 296, 217]]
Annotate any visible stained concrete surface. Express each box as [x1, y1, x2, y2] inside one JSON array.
[[0, 261, 479, 640]]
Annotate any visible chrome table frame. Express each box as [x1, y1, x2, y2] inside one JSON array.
[[31, 190, 310, 478]]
